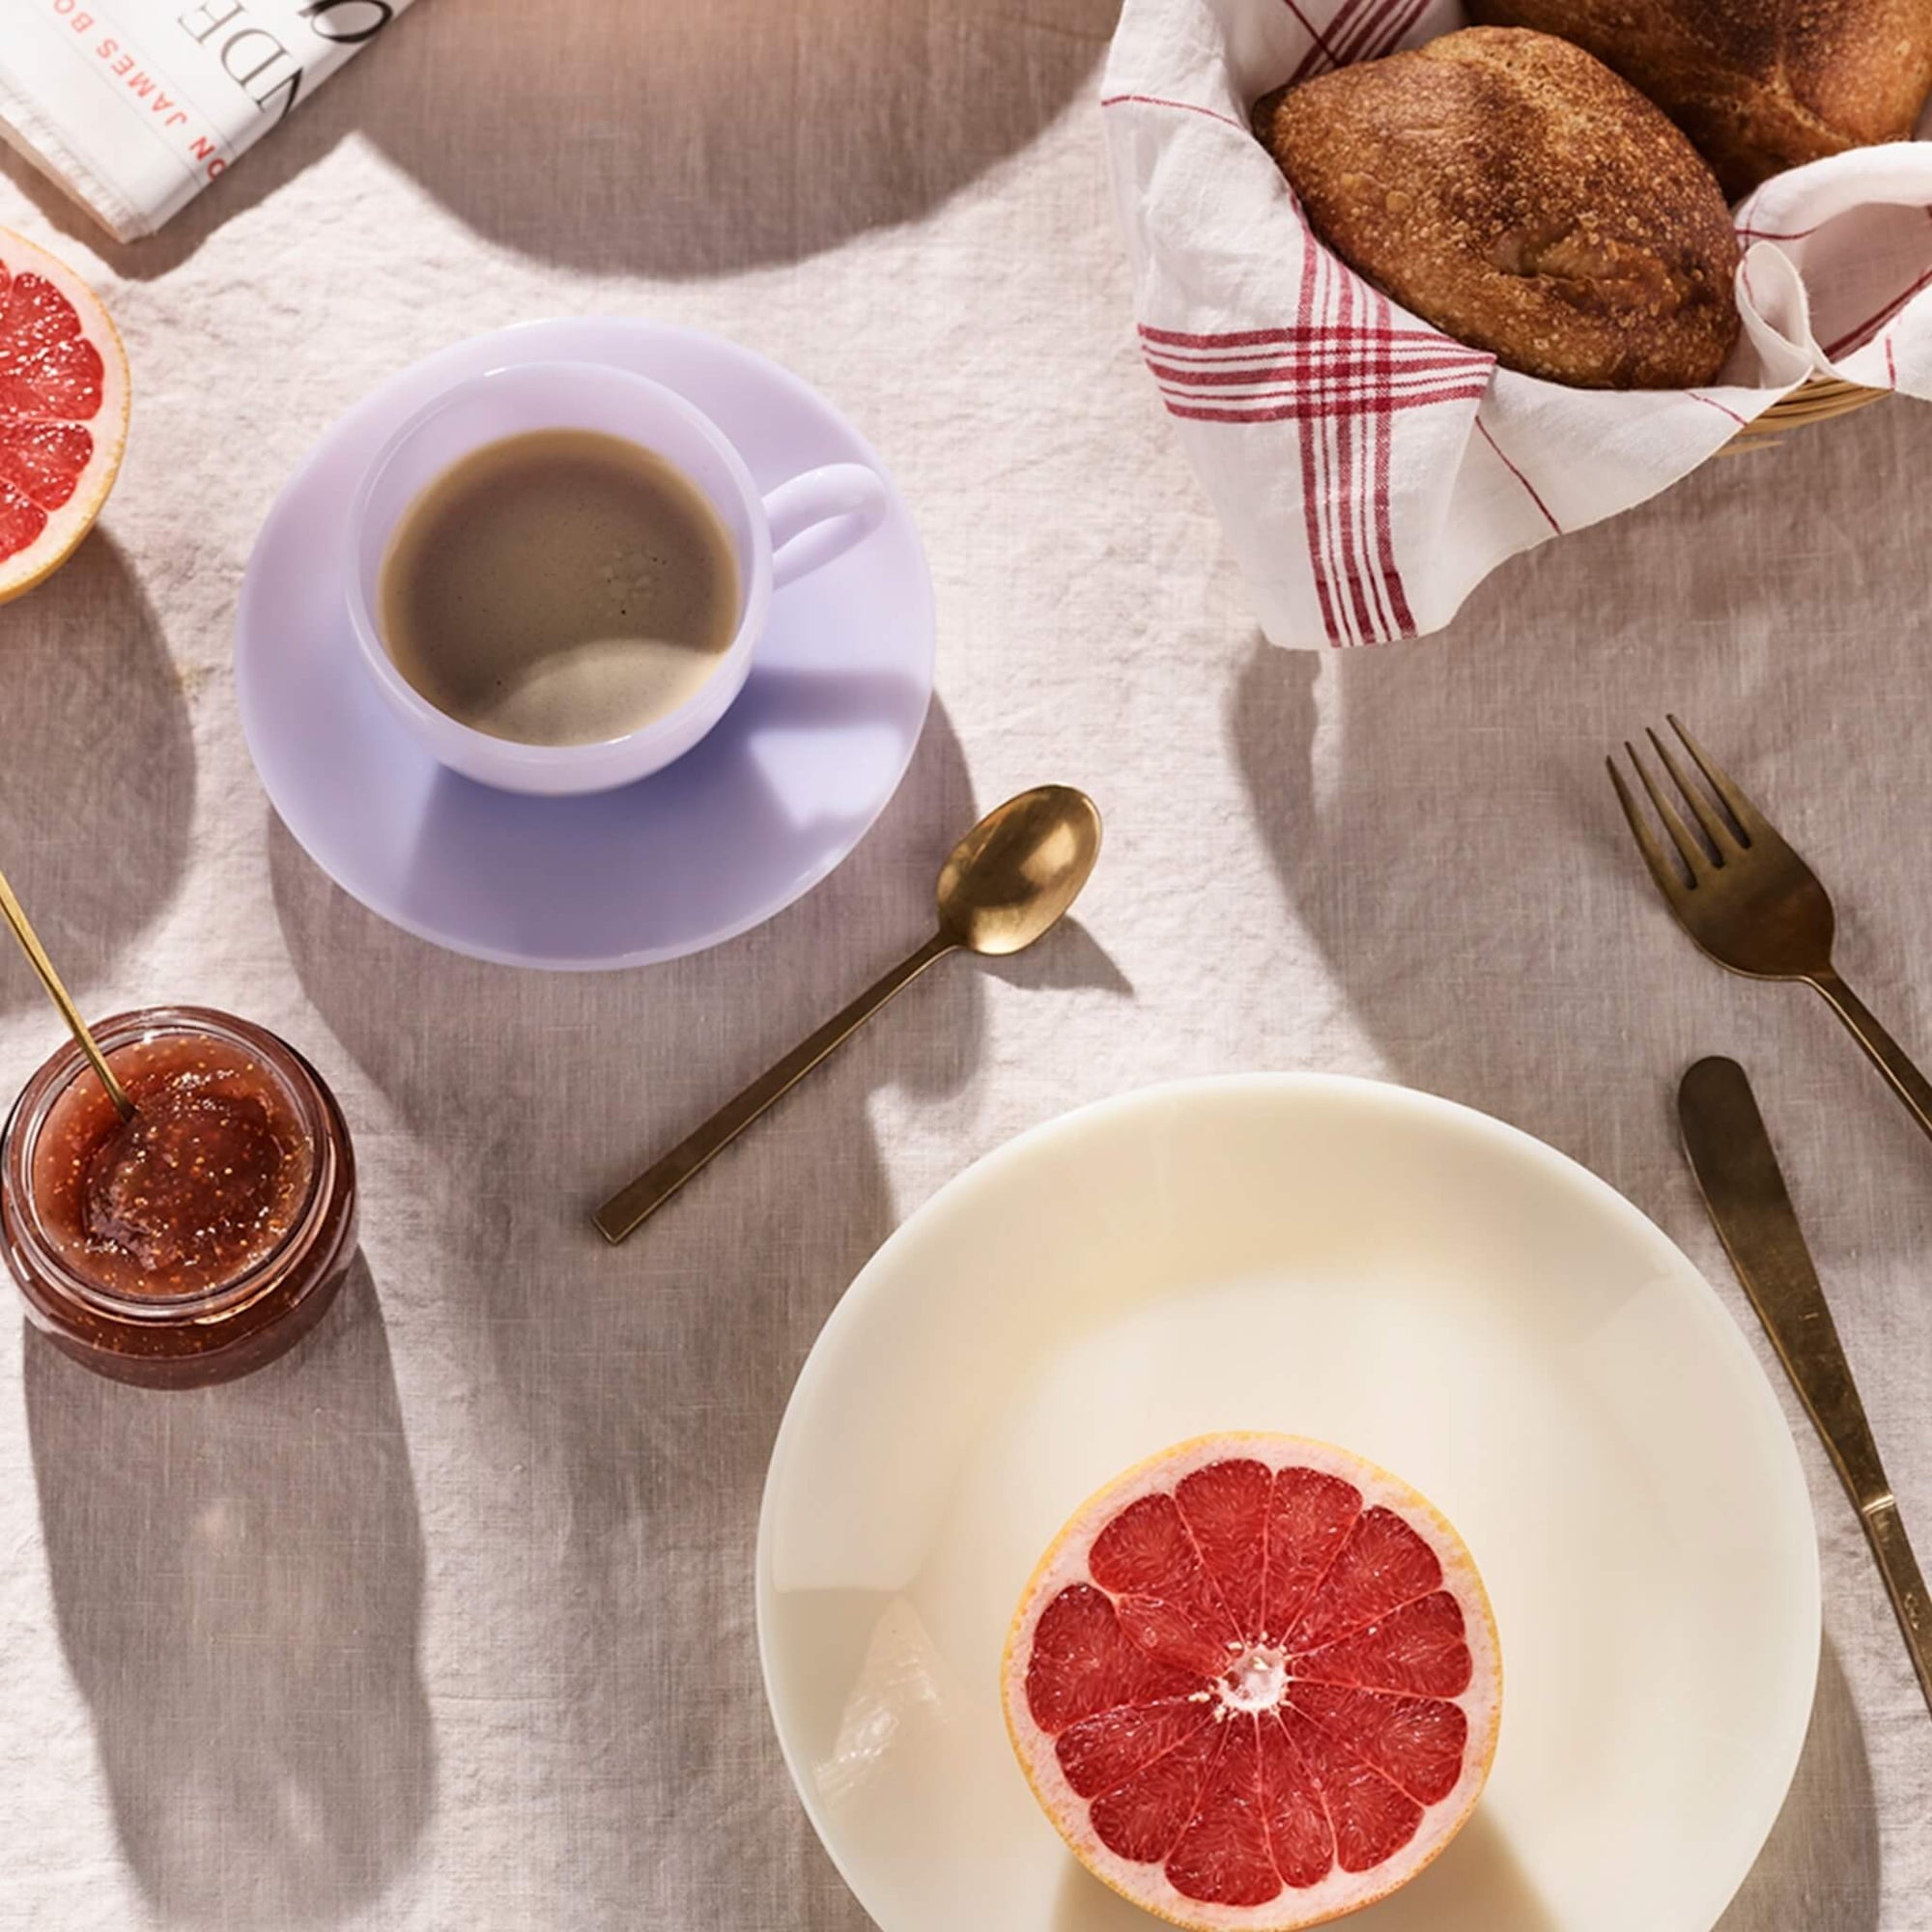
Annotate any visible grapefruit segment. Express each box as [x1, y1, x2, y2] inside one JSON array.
[[1293, 1591, 1471, 1697], [0, 227, 128, 605], [1003, 1434, 1501, 1930]]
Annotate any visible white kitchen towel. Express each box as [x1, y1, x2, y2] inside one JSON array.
[[1102, 0, 1932, 645]]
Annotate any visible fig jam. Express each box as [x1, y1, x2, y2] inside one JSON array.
[[1, 1008, 357, 1388], [35, 1034, 314, 1298]]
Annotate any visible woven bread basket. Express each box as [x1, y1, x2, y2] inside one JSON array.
[[1721, 374, 1889, 453]]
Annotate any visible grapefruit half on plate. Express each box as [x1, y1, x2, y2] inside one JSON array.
[[0, 226, 128, 604], [1002, 1434, 1501, 1930]]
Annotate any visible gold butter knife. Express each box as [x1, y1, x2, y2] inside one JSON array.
[[1679, 1056, 1932, 1717]]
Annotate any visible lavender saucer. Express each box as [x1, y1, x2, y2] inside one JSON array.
[[236, 319, 934, 969]]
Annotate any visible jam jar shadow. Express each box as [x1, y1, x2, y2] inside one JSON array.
[[0, 1007, 358, 1388], [23, 1261, 436, 1921]]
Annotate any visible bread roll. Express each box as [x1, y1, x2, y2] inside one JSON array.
[[1469, 0, 1932, 197], [1257, 29, 1742, 388]]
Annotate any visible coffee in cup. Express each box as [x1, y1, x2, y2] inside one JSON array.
[[346, 359, 892, 797], [377, 427, 739, 748]]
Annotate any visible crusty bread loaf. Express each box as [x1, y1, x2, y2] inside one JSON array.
[[1470, 0, 1932, 197], [1257, 29, 1742, 388]]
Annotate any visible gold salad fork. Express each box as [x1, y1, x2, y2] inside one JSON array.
[[1609, 717, 1932, 1146]]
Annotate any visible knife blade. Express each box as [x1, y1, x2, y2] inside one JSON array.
[[1679, 1054, 1931, 1717]]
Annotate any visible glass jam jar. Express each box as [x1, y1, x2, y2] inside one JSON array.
[[0, 1006, 357, 1388]]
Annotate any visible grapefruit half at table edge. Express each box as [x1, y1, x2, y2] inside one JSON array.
[[0, 224, 128, 605]]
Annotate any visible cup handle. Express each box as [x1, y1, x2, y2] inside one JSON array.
[[762, 464, 891, 589]]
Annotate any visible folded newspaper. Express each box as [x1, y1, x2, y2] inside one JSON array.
[[0, 0, 416, 242]]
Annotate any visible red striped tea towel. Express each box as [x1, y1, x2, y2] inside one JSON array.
[[1102, 0, 1932, 645]]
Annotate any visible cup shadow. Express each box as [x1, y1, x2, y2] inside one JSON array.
[[0, 531, 193, 1023], [23, 1260, 434, 1925], [5, 0, 1118, 281], [396, 663, 935, 967]]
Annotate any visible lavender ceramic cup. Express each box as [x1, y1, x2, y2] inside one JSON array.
[[345, 359, 890, 796]]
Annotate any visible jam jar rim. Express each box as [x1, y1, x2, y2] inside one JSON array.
[[1, 1005, 335, 1324]]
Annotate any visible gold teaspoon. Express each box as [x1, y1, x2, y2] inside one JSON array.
[[593, 784, 1103, 1244], [0, 862, 133, 1119]]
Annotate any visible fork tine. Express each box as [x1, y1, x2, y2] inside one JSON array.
[[1646, 726, 1738, 859], [1667, 716, 1766, 844], [1607, 755, 1690, 902], [1625, 741, 1709, 881]]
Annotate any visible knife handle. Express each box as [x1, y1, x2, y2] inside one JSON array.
[[1680, 1056, 1932, 1720], [1863, 1495, 1932, 1716]]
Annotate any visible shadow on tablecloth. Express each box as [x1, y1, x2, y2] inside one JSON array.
[[1719, 1638, 1877, 1932], [2, 0, 1119, 283], [23, 1259, 434, 1925], [0, 530, 192, 1026], [262, 695, 1127, 1926], [1232, 398, 1932, 1930]]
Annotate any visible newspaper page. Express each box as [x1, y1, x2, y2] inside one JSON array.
[[0, 0, 418, 242]]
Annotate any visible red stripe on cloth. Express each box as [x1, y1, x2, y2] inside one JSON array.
[[1475, 419, 1560, 532], [1736, 218, 1829, 243], [1141, 322, 1474, 347], [1733, 199, 1932, 247], [1293, 214, 1343, 640], [1333, 0, 1402, 67], [1289, 0, 1374, 82], [1887, 336, 1898, 387], [1333, 255, 1377, 641], [1158, 383, 1491, 419], [1149, 355, 1489, 387], [1343, 0, 1430, 64], [1823, 264, 1932, 358], [1322, 231, 1368, 640], [1156, 381, 1493, 410], [1686, 390, 1748, 428], [1370, 290, 1416, 635], [1150, 347, 1490, 374], [1348, 280, 1403, 639], [1099, 93, 1246, 129], [1138, 324, 1488, 368], [1278, 0, 1348, 73]]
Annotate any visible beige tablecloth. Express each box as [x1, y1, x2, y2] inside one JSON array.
[[0, 4, 1925, 1927]]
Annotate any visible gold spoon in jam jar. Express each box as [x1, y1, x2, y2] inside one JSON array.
[[593, 784, 1103, 1244], [0, 862, 133, 1119]]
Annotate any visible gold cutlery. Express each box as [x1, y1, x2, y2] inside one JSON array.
[[0, 863, 132, 1118], [593, 784, 1102, 1244], [1610, 717, 1932, 1145], [1680, 1056, 1931, 1717]]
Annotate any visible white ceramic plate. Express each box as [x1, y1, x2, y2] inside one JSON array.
[[758, 1076, 1819, 1932]]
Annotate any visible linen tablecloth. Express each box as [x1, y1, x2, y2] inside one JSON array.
[[0, 3, 1925, 1925]]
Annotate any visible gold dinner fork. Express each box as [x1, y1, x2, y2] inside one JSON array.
[[1609, 717, 1932, 1146]]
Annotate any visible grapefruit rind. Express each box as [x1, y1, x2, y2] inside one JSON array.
[[0, 226, 129, 607], [1001, 1433, 1502, 1932]]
